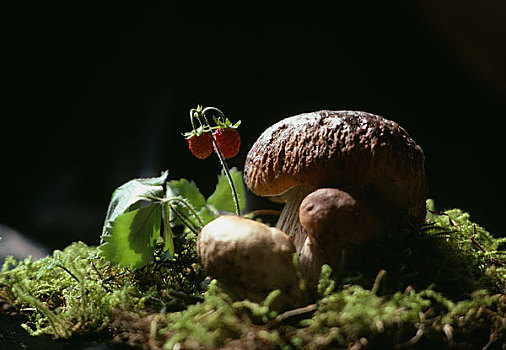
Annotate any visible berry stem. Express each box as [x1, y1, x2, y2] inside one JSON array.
[[200, 109, 241, 216], [202, 106, 225, 121], [189, 107, 207, 131]]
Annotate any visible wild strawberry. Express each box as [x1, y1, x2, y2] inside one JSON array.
[[186, 131, 213, 159], [212, 128, 241, 159]]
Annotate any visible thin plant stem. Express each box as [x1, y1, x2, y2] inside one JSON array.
[[169, 205, 201, 236], [189, 108, 206, 131], [140, 194, 206, 228], [166, 197, 206, 228], [202, 106, 225, 119], [55, 265, 81, 284], [204, 115, 241, 216], [188, 105, 241, 216]]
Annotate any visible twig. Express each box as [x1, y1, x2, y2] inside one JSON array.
[[248, 209, 282, 218], [471, 224, 486, 253], [394, 326, 425, 349], [268, 303, 318, 328], [167, 289, 204, 303], [371, 269, 387, 295], [56, 265, 80, 284]]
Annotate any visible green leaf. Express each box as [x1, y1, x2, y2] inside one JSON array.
[[102, 171, 168, 237], [99, 203, 162, 269], [166, 179, 207, 229], [207, 168, 246, 213], [198, 206, 217, 226], [166, 179, 206, 208]]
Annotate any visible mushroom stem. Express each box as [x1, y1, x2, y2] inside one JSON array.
[[276, 186, 315, 256]]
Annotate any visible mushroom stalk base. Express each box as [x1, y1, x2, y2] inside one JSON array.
[[275, 186, 338, 289]]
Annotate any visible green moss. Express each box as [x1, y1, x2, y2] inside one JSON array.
[[159, 280, 285, 349], [1, 242, 146, 337], [333, 201, 506, 298], [153, 203, 505, 349], [1, 202, 505, 349], [0, 238, 204, 338]]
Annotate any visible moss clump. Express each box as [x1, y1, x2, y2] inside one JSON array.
[[1, 203, 505, 349], [161, 281, 285, 349], [1, 242, 145, 337], [296, 280, 505, 349], [139, 204, 506, 349], [126, 267, 505, 349], [0, 238, 205, 339], [330, 202, 506, 299]]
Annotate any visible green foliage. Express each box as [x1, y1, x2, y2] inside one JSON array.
[[100, 204, 162, 269], [0, 239, 205, 339], [101, 171, 168, 236], [98, 168, 246, 269], [162, 281, 285, 349], [99, 171, 170, 268], [0, 242, 146, 337]]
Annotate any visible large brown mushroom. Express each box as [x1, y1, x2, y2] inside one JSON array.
[[244, 110, 427, 284]]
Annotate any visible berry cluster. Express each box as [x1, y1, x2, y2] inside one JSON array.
[[184, 106, 241, 160]]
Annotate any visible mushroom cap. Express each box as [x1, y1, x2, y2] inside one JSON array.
[[244, 110, 427, 221], [197, 215, 299, 297], [299, 188, 376, 245]]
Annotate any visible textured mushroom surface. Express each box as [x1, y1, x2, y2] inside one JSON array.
[[197, 215, 301, 303], [299, 188, 376, 245], [244, 110, 427, 221]]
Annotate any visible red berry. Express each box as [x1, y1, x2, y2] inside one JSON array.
[[187, 132, 213, 159], [213, 128, 241, 159]]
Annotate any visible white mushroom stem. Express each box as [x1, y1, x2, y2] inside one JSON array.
[[275, 186, 315, 257]]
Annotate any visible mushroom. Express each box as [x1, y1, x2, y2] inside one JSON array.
[[298, 188, 377, 282], [196, 215, 306, 306], [299, 188, 376, 246], [244, 110, 427, 284]]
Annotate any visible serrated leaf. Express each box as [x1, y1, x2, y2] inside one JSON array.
[[99, 203, 162, 269], [102, 171, 168, 237], [207, 168, 246, 213], [166, 179, 206, 208]]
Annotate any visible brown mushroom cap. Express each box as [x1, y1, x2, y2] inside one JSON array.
[[299, 188, 376, 245], [196, 215, 302, 303], [244, 110, 427, 221]]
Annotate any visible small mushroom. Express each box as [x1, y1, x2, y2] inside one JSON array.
[[298, 188, 377, 282], [244, 110, 427, 284], [299, 188, 376, 245], [197, 215, 305, 306]]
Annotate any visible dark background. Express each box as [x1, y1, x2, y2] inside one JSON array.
[[2, 1, 505, 251]]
